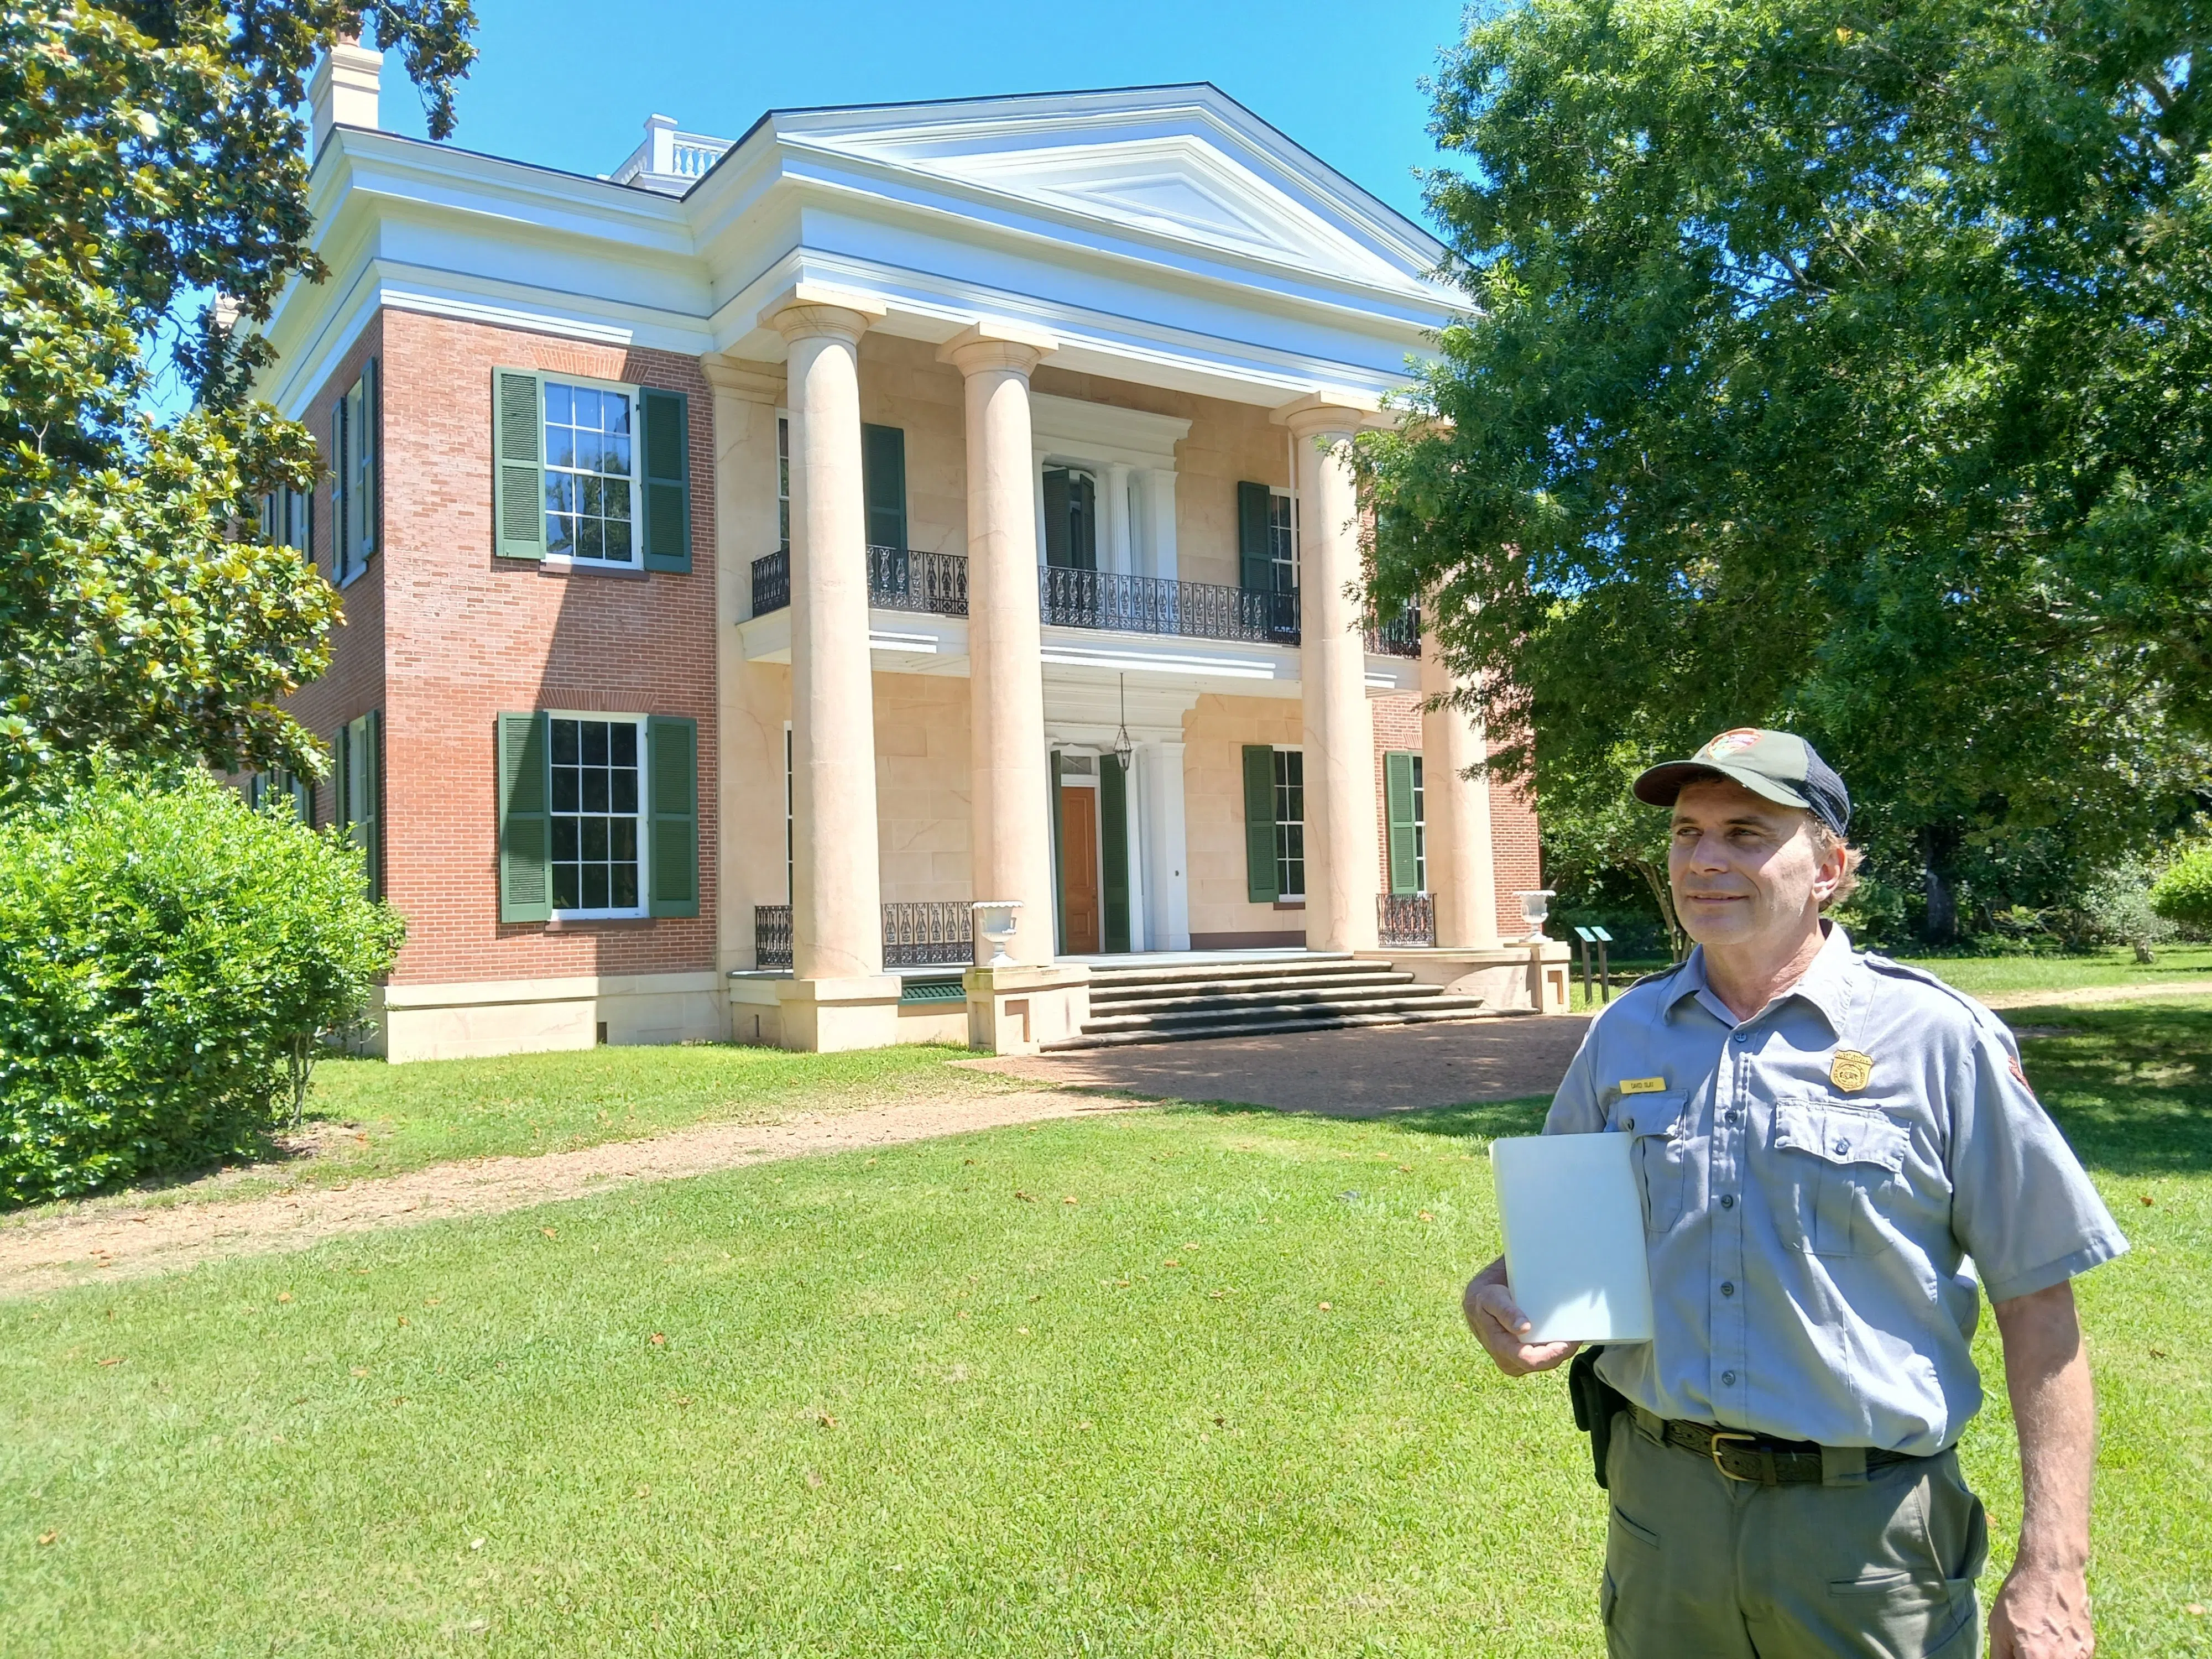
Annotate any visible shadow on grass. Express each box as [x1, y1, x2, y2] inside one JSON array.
[[1167, 1001, 2210, 1177]]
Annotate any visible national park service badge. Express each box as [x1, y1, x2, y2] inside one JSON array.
[[1830, 1050, 1874, 1093]]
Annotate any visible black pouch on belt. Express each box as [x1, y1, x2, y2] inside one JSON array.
[[1567, 1345, 1626, 1490]]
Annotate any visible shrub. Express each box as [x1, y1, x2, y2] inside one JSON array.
[[2150, 847, 2212, 934], [0, 767, 405, 1206]]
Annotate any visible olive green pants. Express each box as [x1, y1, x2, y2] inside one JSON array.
[[1601, 1408, 1987, 1658]]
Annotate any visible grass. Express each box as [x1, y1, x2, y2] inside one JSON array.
[[1564, 941, 2212, 1010], [0, 1044, 1016, 1218], [2, 1001, 2206, 1656]]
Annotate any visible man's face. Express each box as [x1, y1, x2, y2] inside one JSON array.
[[1667, 777, 1839, 952]]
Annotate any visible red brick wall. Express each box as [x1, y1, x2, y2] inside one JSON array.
[[1368, 691, 1545, 940], [293, 309, 719, 987]]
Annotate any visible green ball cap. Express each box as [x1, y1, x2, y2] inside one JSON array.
[[1632, 727, 1851, 836]]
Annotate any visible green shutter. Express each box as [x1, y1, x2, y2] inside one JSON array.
[[646, 714, 699, 917], [1243, 744, 1280, 903], [330, 398, 347, 578], [492, 369, 545, 560], [357, 357, 379, 564], [1101, 753, 1130, 953], [1385, 750, 1420, 896], [1237, 481, 1272, 594], [497, 712, 551, 922], [861, 423, 906, 551], [640, 387, 691, 572]]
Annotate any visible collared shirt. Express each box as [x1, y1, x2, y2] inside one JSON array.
[[1543, 923, 2126, 1455]]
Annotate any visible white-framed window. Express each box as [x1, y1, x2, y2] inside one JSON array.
[[328, 358, 379, 586], [1412, 755, 1427, 894], [1268, 486, 1298, 596], [542, 379, 636, 565], [777, 414, 791, 552], [549, 712, 648, 917], [1274, 747, 1305, 900]]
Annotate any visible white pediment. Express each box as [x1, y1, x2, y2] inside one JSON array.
[[778, 91, 1448, 297]]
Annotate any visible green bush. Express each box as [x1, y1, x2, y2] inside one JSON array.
[[2150, 847, 2212, 933], [0, 768, 405, 1206]]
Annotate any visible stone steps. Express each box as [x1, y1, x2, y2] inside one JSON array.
[[1043, 954, 1491, 1051]]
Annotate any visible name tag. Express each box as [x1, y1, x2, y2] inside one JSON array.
[[1618, 1076, 1668, 1095]]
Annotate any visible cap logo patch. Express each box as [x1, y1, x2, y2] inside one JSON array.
[[1703, 728, 1765, 760]]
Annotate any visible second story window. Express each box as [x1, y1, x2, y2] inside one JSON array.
[[544, 382, 634, 564], [777, 416, 791, 551], [1267, 489, 1297, 595]]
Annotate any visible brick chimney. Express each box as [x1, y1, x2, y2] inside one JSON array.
[[309, 32, 383, 161]]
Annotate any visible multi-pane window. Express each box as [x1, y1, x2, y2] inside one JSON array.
[[1411, 755, 1427, 894], [550, 716, 643, 915], [1267, 490, 1297, 595], [777, 416, 791, 552], [1274, 748, 1305, 899], [544, 382, 635, 564]]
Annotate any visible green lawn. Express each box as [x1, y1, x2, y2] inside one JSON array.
[[0, 1044, 1018, 1218], [2, 1003, 2205, 1656], [1567, 942, 2212, 1010]]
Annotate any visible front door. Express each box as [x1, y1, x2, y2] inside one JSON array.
[[1059, 786, 1101, 953]]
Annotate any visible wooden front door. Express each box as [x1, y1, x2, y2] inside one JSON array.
[[1059, 786, 1101, 953]]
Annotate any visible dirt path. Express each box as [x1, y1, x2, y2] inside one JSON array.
[[0, 1090, 1121, 1299], [1979, 979, 2212, 1010]]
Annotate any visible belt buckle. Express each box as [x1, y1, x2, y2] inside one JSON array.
[[1709, 1430, 1763, 1483]]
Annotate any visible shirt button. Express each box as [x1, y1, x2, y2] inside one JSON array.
[[1721, 1281, 1735, 1297], [1834, 1139, 1850, 1154], [1733, 1032, 1750, 1045], [1725, 1109, 1740, 1125], [1623, 1117, 1635, 1131], [1722, 1370, 1738, 1386], [1720, 1193, 1736, 1209]]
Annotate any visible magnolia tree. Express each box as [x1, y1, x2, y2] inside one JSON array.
[[0, 3, 474, 812]]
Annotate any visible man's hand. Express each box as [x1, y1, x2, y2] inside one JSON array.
[[1989, 1281, 2098, 1658], [1989, 1562, 2093, 1658], [1463, 1255, 1580, 1376]]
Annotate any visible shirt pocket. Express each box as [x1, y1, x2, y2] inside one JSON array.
[[1607, 1092, 1693, 1236], [1763, 1098, 1911, 1257]]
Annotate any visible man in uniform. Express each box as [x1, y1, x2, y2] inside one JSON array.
[[1464, 728, 2125, 1658]]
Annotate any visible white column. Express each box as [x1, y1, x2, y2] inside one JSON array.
[[1140, 738, 1191, 950], [1420, 624, 1502, 949], [1104, 462, 1134, 575], [940, 320, 1061, 965], [1276, 393, 1380, 953], [764, 285, 889, 983]]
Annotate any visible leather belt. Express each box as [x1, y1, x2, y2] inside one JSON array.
[[1658, 1417, 1921, 1485]]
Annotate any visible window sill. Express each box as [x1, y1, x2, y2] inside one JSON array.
[[545, 915, 653, 931], [1273, 899, 1306, 911], [540, 557, 649, 581]]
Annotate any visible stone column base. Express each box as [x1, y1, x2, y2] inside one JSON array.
[[1354, 941, 1577, 1015], [773, 974, 902, 1053], [964, 962, 1091, 1056]]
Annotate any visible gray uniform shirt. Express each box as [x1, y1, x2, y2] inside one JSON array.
[[1543, 924, 2126, 1455]]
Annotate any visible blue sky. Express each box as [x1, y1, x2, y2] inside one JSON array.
[[372, 0, 1473, 227]]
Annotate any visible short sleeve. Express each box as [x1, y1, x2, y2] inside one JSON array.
[[1948, 1018, 2128, 1304], [1542, 1029, 1605, 1135]]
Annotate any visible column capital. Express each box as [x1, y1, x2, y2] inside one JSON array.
[[1271, 388, 1383, 439], [700, 354, 786, 403], [759, 283, 888, 344], [937, 319, 1058, 377]]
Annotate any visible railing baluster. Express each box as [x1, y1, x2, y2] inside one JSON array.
[[1376, 894, 1436, 947]]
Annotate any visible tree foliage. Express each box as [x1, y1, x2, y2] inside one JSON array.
[[0, 3, 474, 811], [1363, 0, 2212, 937]]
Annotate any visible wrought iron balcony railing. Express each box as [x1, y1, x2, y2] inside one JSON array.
[[867, 546, 968, 617], [1039, 566, 1300, 645], [749, 546, 968, 619], [750, 901, 975, 971], [1378, 893, 1437, 947], [751, 549, 790, 617], [1364, 604, 1421, 659]]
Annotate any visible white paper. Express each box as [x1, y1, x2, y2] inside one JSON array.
[[1490, 1132, 1655, 1344]]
